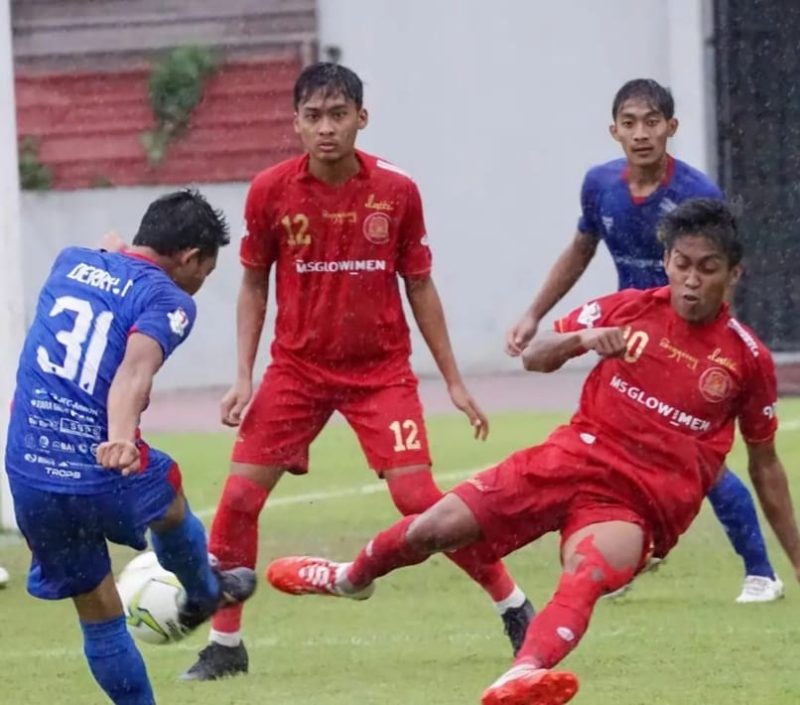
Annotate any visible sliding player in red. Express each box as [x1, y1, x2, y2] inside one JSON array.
[[268, 198, 800, 705]]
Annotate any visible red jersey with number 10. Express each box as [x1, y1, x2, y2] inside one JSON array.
[[550, 287, 778, 555], [240, 150, 432, 385]]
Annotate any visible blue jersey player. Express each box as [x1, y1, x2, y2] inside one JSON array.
[[6, 190, 257, 705], [507, 79, 782, 603]]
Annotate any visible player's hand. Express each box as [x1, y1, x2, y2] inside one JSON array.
[[506, 313, 539, 357], [100, 230, 127, 252], [448, 382, 489, 441], [221, 379, 253, 427], [578, 327, 627, 358], [96, 440, 141, 476]]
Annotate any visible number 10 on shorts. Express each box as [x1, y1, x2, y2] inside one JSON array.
[[389, 420, 421, 452]]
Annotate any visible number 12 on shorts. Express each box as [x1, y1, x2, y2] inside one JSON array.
[[389, 419, 421, 452]]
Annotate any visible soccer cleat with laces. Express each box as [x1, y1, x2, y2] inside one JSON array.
[[501, 599, 535, 656], [266, 556, 375, 600], [735, 574, 784, 603], [180, 641, 249, 681], [481, 664, 579, 705], [178, 566, 257, 635]]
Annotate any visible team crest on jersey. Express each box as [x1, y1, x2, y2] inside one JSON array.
[[363, 212, 391, 244], [167, 308, 190, 337], [698, 366, 732, 403], [577, 301, 602, 328], [601, 216, 614, 233]]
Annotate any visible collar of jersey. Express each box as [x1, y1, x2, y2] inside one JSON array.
[[120, 249, 161, 268], [622, 154, 676, 203], [294, 149, 372, 184]]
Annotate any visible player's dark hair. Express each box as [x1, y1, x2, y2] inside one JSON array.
[[133, 189, 230, 258], [293, 62, 363, 109], [657, 198, 743, 266], [612, 79, 675, 120]]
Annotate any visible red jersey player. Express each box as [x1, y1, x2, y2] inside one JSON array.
[[267, 198, 800, 705], [182, 63, 532, 681]]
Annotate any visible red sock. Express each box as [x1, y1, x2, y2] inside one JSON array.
[[386, 470, 516, 602], [346, 516, 428, 587], [208, 475, 269, 634], [515, 536, 635, 668]]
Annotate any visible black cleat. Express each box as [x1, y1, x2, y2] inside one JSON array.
[[178, 567, 257, 635], [501, 598, 535, 656], [180, 641, 249, 681]]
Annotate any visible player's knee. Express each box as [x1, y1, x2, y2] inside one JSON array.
[[386, 470, 443, 516], [561, 535, 638, 599], [405, 497, 477, 555]]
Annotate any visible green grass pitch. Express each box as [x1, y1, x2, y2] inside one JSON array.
[[2, 402, 800, 704]]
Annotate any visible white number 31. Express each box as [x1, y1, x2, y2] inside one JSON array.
[[36, 295, 114, 395]]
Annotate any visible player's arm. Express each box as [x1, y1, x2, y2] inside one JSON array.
[[522, 327, 626, 373], [404, 275, 488, 440], [221, 266, 270, 426], [96, 333, 164, 475], [506, 231, 599, 356], [746, 440, 800, 579]]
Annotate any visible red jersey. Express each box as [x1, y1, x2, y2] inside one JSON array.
[[551, 286, 778, 555], [240, 150, 432, 385]]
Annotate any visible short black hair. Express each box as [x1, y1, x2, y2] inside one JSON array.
[[612, 79, 675, 120], [658, 198, 743, 266], [133, 189, 229, 258], [293, 62, 363, 109]]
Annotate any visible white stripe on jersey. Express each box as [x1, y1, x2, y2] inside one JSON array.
[[376, 159, 411, 178]]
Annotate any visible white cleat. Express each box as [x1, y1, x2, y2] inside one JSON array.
[[735, 575, 784, 603], [0, 566, 8, 588]]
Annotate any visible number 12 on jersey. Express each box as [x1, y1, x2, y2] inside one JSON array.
[[36, 295, 114, 395]]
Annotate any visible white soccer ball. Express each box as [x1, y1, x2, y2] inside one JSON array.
[[117, 552, 186, 645]]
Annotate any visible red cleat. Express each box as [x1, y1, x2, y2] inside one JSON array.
[[481, 665, 579, 705], [266, 556, 375, 601]]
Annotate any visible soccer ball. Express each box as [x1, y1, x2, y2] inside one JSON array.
[[117, 552, 186, 645]]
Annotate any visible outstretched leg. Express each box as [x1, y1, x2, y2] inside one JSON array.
[[482, 521, 645, 705]]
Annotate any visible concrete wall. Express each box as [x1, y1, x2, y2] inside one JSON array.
[[18, 0, 714, 391]]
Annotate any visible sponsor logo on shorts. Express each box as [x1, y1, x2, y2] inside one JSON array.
[[363, 212, 391, 244], [698, 367, 732, 403], [609, 375, 711, 432]]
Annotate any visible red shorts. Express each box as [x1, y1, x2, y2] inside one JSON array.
[[232, 360, 432, 474], [451, 440, 652, 561]]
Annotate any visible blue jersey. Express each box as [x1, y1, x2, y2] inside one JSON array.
[[577, 156, 723, 290], [6, 247, 196, 494]]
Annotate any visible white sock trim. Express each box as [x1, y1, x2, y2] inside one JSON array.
[[494, 585, 527, 614], [209, 629, 242, 648]]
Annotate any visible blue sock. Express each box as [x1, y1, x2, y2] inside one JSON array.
[[707, 468, 775, 578], [150, 504, 219, 610], [81, 617, 154, 705]]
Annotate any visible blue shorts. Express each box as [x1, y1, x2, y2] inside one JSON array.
[[10, 449, 182, 600]]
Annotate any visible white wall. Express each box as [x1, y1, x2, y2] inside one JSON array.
[[18, 0, 713, 390]]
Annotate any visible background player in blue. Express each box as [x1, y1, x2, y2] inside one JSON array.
[[506, 79, 782, 603], [5, 190, 257, 705]]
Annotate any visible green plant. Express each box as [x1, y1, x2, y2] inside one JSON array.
[[18, 137, 53, 190], [141, 45, 219, 165]]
